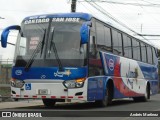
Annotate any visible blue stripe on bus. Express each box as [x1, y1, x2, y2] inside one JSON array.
[[24, 13, 92, 21], [12, 67, 87, 80], [138, 62, 158, 80]]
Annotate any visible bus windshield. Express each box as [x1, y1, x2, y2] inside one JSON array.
[[14, 19, 87, 68]]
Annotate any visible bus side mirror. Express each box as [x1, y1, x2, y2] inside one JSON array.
[[1, 25, 21, 48], [80, 22, 90, 44]]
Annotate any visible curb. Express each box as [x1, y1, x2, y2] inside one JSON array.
[[0, 95, 2, 102]]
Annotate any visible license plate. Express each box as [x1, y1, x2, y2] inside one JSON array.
[[38, 89, 48, 95]]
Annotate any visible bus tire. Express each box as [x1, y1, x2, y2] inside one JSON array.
[[14, 98, 19, 101], [95, 86, 112, 107], [142, 84, 150, 102], [133, 84, 150, 102], [42, 99, 56, 107]]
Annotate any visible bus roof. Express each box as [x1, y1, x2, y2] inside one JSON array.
[[23, 12, 157, 49], [23, 13, 92, 21]]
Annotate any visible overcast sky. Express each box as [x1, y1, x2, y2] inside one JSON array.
[[0, 0, 160, 59]]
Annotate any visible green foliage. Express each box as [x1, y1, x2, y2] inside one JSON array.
[[0, 87, 11, 96]]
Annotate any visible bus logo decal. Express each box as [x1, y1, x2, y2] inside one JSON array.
[[41, 75, 46, 79], [15, 70, 22, 75], [54, 70, 71, 77], [108, 59, 114, 71]]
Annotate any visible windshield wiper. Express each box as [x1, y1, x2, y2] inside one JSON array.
[[24, 29, 46, 72], [49, 27, 63, 71], [40, 29, 46, 57]]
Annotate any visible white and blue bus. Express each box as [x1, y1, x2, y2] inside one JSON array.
[[1, 13, 159, 107]]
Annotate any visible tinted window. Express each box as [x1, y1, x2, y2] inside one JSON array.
[[147, 45, 153, 64], [104, 26, 112, 52], [123, 34, 132, 58], [152, 47, 157, 65], [112, 29, 123, 55], [152, 48, 157, 64], [89, 20, 104, 77], [96, 22, 105, 51], [132, 39, 141, 61], [141, 42, 147, 62]]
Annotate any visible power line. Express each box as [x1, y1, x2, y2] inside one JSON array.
[[140, 0, 160, 5], [84, 1, 160, 45], [78, 1, 105, 19], [79, 1, 94, 13], [141, 39, 160, 40], [86, 1, 138, 34], [137, 34, 160, 36], [84, 1, 157, 46], [79, 0, 160, 7]]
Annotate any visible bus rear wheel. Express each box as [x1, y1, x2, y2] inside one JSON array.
[[142, 84, 150, 102], [42, 99, 56, 107], [133, 84, 150, 102]]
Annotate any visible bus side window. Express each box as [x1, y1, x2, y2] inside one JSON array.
[[152, 47, 157, 65], [88, 20, 104, 76], [112, 29, 123, 56], [96, 22, 105, 52], [141, 42, 147, 63], [132, 39, 141, 61], [123, 34, 132, 58], [104, 26, 112, 53], [146, 45, 153, 64]]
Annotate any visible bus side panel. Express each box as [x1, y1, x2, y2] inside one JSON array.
[[150, 80, 159, 95], [102, 52, 145, 98], [151, 66, 159, 94], [138, 62, 159, 95], [113, 86, 126, 99]]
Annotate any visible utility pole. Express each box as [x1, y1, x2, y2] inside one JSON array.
[[140, 24, 143, 33], [71, 0, 77, 12]]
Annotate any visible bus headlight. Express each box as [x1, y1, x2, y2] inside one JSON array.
[[63, 78, 86, 88], [10, 78, 25, 88]]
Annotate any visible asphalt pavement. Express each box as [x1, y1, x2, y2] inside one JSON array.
[[0, 99, 43, 109], [0, 94, 160, 120]]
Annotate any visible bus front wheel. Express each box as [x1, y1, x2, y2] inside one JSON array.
[[42, 99, 56, 107], [95, 86, 112, 107]]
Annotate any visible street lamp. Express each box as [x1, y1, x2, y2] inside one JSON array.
[[0, 16, 5, 19]]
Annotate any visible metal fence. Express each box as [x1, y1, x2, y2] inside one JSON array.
[[0, 59, 13, 85], [0, 59, 13, 97]]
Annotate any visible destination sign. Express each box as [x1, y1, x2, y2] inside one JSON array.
[[52, 18, 80, 22], [24, 18, 49, 24], [24, 17, 80, 24]]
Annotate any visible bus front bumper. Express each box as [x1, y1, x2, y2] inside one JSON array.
[[11, 79, 88, 102]]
